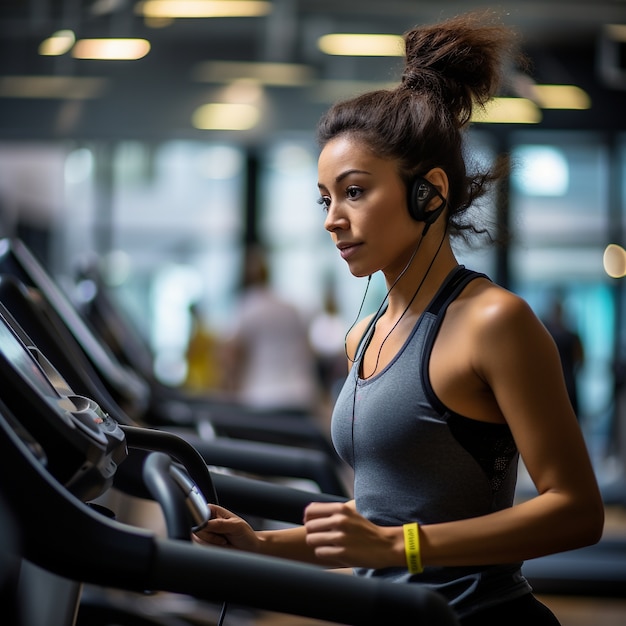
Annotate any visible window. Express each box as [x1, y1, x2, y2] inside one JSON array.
[[509, 132, 614, 455]]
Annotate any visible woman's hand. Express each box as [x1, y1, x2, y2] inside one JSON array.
[[303, 501, 402, 569], [193, 504, 261, 552], [193, 500, 404, 569]]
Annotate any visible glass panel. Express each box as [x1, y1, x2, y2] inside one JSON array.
[[511, 134, 608, 274], [106, 140, 245, 385], [509, 132, 613, 464], [259, 138, 330, 314]]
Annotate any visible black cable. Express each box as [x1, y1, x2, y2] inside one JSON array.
[[344, 233, 423, 366], [350, 227, 447, 466], [343, 274, 372, 364], [361, 227, 446, 379]]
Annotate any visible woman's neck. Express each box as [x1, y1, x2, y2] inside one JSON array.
[[382, 239, 458, 319]]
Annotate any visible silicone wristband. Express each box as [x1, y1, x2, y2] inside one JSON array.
[[403, 522, 423, 574]]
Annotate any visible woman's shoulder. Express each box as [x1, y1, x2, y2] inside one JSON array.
[[457, 277, 544, 343]]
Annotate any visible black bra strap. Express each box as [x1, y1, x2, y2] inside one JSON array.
[[427, 266, 489, 317]]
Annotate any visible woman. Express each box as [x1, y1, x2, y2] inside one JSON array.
[[195, 11, 604, 624]]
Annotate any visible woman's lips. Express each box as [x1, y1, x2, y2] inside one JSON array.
[[337, 242, 361, 260]]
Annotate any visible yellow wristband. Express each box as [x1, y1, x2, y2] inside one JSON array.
[[403, 522, 423, 574]]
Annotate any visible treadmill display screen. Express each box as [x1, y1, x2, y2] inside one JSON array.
[[0, 311, 59, 399]]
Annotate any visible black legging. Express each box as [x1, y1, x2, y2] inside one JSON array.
[[460, 593, 561, 626]]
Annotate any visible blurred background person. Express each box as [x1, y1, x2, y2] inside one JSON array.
[[221, 244, 320, 416], [543, 292, 585, 421], [183, 301, 222, 395], [308, 280, 347, 416]]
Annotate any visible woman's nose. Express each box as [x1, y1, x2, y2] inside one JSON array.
[[324, 203, 346, 232]]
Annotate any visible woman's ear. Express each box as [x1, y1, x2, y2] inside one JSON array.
[[424, 167, 449, 205]]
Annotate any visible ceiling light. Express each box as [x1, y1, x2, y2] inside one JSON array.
[[39, 30, 76, 56], [219, 79, 264, 104], [143, 16, 174, 28], [192, 61, 314, 86], [532, 84, 591, 109], [192, 103, 260, 130], [471, 97, 541, 124], [0, 76, 107, 99], [72, 38, 151, 60], [136, 0, 271, 18], [318, 33, 404, 56]]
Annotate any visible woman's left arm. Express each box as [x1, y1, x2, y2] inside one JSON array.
[[420, 290, 604, 567]]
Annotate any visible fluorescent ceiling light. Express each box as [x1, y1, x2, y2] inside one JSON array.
[[219, 79, 264, 104], [192, 61, 314, 86], [72, 38, 151, 60], [532, 84, 591, 109], [318, 33, 404, 56], [39, 30, 76, 56], [192, 103, 260, 130], [136, 0, 271, 18], [471, 97, 541, 124], [0, 76, 107, 99]]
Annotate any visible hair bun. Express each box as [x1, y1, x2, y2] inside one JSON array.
[[401, 68, 439, 93], [401, 11, 518, 125]]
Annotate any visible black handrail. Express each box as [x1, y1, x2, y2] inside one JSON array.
[[0, 406, 459, 626]]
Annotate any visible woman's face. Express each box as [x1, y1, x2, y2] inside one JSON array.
[[317, 135, 422, 278]]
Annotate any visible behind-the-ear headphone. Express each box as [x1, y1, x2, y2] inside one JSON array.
[[407, 176, 447, 235]]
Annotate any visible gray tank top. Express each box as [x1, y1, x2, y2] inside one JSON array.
[[331, 266, 532, 619]]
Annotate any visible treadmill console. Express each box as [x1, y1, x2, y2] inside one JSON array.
[[0, 305, 126, 501]]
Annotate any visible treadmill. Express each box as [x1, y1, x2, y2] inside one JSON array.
[[0, 238, 350, 497], [0, 301, 459, 626], [0, 237, 336, 455]]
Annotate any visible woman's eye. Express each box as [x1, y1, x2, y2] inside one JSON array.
[[317, 196, 331, 210], [346, 186, 363, 199]]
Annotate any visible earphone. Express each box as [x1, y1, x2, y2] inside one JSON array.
[[407, 176, 447, 235]]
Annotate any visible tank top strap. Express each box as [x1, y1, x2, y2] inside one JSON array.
[[426, 265, 490, 317], [420, 266, 491, 414]]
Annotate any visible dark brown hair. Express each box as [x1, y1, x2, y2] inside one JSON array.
[[316, 11, 519, 242]]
